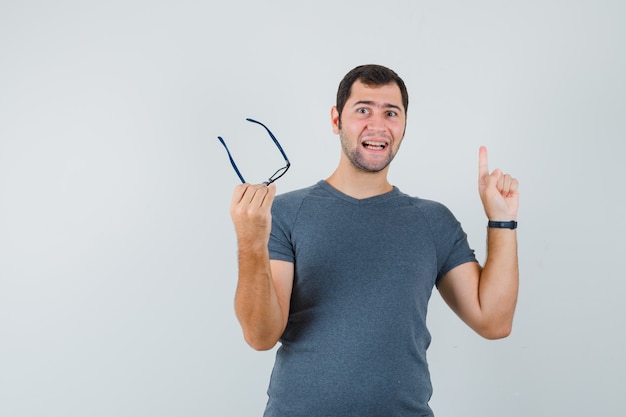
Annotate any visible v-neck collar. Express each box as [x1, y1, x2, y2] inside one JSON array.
[[317, 180, 400, 206]]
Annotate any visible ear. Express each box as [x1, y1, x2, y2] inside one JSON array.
[[331, 106, 340, 134]]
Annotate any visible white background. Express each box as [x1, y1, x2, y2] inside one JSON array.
[[1, 1, 624, 416]]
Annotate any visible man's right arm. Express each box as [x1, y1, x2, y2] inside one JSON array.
[[229, 184, 294, 351]]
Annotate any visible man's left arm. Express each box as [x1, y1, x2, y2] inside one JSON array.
[[438, 146, 519, 339]]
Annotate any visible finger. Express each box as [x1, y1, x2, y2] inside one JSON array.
[[500, 174, 513, 195], [239, 184, 269, 208], [511, 178, 519, 193], [495, 170, 503, 190], [487, 168, 502, 191], [261, 183, 277, 209], [478, 146, 489, 182], [507, 177, 519, 197], [231, 183, 266, 210], [248, 184, 272, 208], [231, 183, 250, 206]]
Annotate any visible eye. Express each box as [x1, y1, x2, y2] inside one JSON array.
[[357, 107, 370, 114], [386, 110, 398, 117]]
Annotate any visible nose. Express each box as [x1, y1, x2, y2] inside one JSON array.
[[366, 112, 387, 131]]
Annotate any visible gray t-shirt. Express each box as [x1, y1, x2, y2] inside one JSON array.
[[265, 181, 477, 417]]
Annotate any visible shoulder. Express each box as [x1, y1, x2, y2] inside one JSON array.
[[395, 189, 457, 222], [271, 181, 328, 223], [274, 182, 321, 206], [274, 180, 340, 207], [270, 183, 328, 247], [390, 190, 464, 243]]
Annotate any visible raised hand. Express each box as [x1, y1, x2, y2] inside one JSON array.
[[230, 183, 277, 247], [478, 146, 519, 221]]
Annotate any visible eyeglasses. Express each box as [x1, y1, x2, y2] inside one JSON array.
[[218, 118, 291, 185]]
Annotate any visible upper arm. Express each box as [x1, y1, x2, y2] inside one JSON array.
[[270, 259, 294, 328], [437, 261, 483, 332]]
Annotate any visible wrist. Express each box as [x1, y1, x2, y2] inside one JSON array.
[[487, 220, 518, 229], [237, 236, 271, 254]]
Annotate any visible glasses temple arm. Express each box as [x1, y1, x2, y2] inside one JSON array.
[[217, 136, 246, 183], [246, 118, 290, 164]]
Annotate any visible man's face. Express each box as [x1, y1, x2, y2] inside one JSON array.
[[332, 80, 407, 174]]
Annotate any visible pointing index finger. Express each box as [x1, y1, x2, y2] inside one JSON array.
[[478, 145, 489, 181]]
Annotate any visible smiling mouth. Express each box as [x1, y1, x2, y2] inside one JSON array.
[[362, 140, 387, 150]]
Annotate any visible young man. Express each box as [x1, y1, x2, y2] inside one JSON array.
[[228, 64, 519, 416]]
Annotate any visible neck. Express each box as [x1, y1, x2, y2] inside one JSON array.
[[325, 165, 393, 199]]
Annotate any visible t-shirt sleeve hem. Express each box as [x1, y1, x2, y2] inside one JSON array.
[[435, 258, 479, 288]]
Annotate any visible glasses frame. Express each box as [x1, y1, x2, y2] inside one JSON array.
[[218, 118, 291, 185]]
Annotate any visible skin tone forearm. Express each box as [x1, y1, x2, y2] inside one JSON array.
[[234, 242, 285, 350], [230, 183, 287, 350], [477, 228, 519, 337]]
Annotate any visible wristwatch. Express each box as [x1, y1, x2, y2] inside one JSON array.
[[487, 220, 518, 229]]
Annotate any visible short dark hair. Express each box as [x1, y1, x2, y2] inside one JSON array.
[[335, 64, 409, 123]]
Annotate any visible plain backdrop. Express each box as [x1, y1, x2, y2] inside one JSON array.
[[1, 1, 625, 416]]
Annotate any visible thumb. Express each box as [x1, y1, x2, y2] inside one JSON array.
[[481, 168, 502, 197]]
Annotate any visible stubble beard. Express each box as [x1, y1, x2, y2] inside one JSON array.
[[339, 129, 397, 173]]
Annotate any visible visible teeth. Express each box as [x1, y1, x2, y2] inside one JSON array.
[[363, 141, 386, 150]]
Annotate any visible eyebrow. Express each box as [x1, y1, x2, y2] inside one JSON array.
[[352, 100, 403, 112]]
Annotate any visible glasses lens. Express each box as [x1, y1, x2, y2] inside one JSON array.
[[268, 165, 289, 183]]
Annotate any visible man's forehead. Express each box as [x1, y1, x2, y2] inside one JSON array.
[[348, 81, 403, 109]]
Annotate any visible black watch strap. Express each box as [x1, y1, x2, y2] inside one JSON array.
[[488, 220, 518, 229]]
